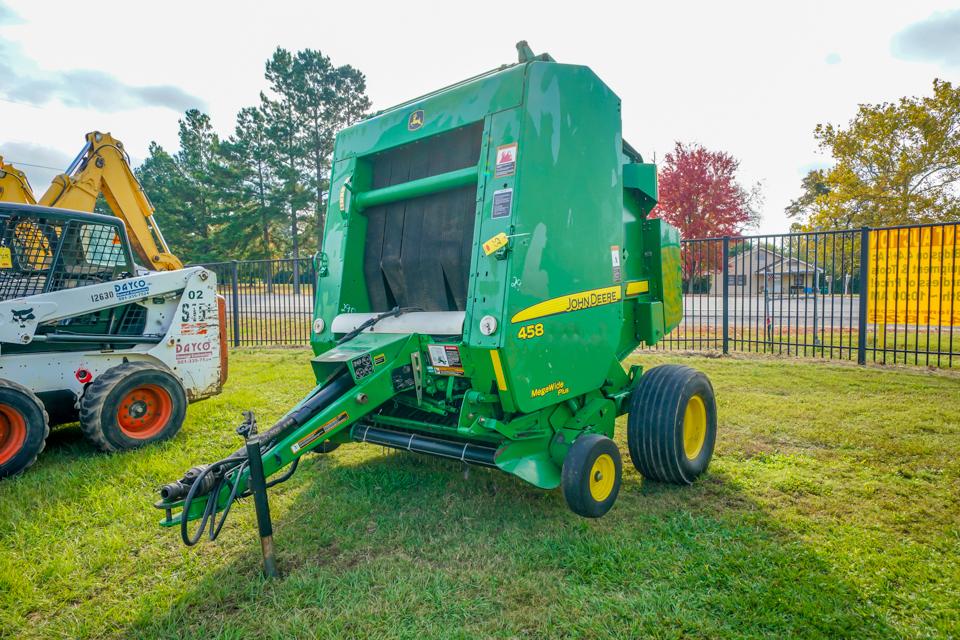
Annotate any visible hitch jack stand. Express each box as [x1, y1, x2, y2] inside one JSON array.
[[245, 434, 278, 578]]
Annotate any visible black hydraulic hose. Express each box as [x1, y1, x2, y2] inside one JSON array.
[[254, 370, 354, 445], [180, 457, 245, 546], [336, 306, 421, 345], [175, 368, 353, 545]]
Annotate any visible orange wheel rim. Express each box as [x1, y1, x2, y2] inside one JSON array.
[[116, 384, 172, 439], [0, 404, 27, 464]]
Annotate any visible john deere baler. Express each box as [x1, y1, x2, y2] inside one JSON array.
[[157, 42, 717, 558]]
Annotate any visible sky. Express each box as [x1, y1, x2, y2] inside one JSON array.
[[1, 0, 958, 235]]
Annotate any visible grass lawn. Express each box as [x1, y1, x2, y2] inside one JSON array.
[[1, 350, 958, 639]]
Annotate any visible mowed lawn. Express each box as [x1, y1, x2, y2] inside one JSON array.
[[1, 350, 958, 639]]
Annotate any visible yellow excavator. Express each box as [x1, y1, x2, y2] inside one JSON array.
[[0, 132, 182, 271]]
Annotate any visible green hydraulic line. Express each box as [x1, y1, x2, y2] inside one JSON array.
[[353, 165, 478, 210]]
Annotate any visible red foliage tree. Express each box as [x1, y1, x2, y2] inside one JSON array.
[[650, 142, 759, 290]]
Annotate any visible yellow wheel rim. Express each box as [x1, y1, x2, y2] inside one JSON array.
[[683, 395, 707, 459], [589, 453, 616, 502]]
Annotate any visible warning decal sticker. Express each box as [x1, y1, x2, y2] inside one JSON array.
[[494, 143, 518, 178], [351, 354, 374, 380], [291, 411, 349, 454], [611, 245, 622, 283], [492, 189, 513, 219], [0, 247, 11, 269], [427, 344, 464, 376]]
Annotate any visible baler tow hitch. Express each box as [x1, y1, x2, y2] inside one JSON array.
[[155, 410, 300, 550]]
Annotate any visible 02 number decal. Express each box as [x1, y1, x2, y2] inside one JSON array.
[[517, 323, 544, 340]]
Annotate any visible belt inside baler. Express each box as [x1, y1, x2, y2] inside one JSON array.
[[359, 121, 484, 314]]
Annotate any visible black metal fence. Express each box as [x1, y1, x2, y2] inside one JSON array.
[[661, 222, 960, 368], [199, 221, 960, 368], [201, 258, 316, 346]]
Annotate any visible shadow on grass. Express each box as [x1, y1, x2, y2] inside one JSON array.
[[118, 445, 897, 640]]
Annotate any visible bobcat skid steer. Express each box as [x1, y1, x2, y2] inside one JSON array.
[[0, 202, 226, 478]]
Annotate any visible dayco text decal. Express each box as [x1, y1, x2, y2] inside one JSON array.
[[114, 279, 149, 301], [511, 286, 622, 323], [176, 340, 214, 363]]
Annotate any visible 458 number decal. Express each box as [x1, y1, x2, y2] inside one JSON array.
[[517, 323, 544, 340]]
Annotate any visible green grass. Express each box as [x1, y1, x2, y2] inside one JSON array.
[[1, 350, 959, 639]]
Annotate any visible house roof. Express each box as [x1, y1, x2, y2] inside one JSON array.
[[757, 256, 823, 274], [726, 246, 823, 275]]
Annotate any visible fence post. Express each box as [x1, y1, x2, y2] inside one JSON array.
[[722, 236, 730, 354], [857, 227, 870, 365], [231, 260, 241, 348]]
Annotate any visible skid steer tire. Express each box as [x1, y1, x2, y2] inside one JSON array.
[[562, 433, 622, 518], [627, 365, 717, 485], [80, 362, 187, 453], [0, 380, 50, 479]]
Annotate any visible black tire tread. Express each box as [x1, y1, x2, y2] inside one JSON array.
[[0, 378, 50, 478], [627, 364, 715, 485], [562, 433, 622, 518], [79, 361, 183, 453]]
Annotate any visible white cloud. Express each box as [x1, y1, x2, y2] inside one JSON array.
[[0, 39, 205, 112], [892, 10, 960, 67]]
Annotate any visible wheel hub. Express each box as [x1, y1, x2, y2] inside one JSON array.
[[116, 384, 173, 439], [683, 395, 707, 459], [589, 454, 615, 501], [0, 404, 27, 465], [128, 400, 148, 419]]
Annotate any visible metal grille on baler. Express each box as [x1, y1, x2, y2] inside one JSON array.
[[0, 212, 132, 301], [363, 122, 483, 313]]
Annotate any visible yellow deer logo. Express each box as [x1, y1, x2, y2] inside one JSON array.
[[407, 109, 424, 131]]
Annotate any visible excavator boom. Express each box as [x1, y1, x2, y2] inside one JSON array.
[[38, 132, 182, 270], [0, 156, 37, 205]]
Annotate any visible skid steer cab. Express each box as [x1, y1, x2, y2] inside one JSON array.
[[157, 42, 717, 570], [0, 203, 227, 478]]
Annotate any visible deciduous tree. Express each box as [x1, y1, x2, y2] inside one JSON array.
[[651, 142, 760, 289], [788, 78, 960, 229]]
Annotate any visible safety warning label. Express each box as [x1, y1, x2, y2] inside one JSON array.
[[492, 188, 513, 219], [611, 245, 622, 283], [427, 344, 464, 376], [291, 411, 349, 454], [494, 143, 517, 178]]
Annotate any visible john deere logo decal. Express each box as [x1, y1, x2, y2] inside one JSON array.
[[407, 109, 424, 131]]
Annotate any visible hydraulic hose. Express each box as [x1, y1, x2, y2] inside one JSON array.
[[167, 368, 354, 545]]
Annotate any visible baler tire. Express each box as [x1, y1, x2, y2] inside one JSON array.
[[80, 362, 187, 453], [627, 365, 717, 485], [562, 433, 622, 518], [0, 379, 50, 479]]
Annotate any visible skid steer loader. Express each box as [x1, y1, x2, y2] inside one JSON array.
[[157, 42, 716, 568], [0, 202, 226, 478]]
